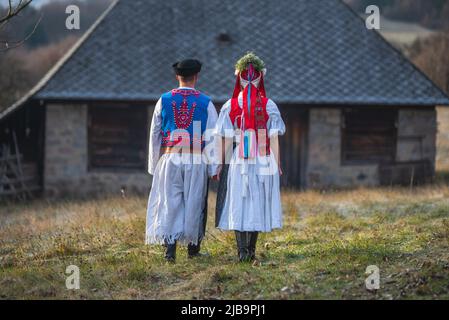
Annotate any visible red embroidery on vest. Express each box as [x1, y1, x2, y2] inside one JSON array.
[[171, 89, 200, 97], [172, 98, 196, 129], [170, 89, 199, 130], [161, 129, 191, 147]]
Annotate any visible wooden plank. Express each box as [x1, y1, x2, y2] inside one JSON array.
[[0, 139, 40, 199], [278, 106, 307, 188], [21, 163, 38, 176], [342, 108, 397, 164], [0, 154, 24, 163], [0, 185, 41, 196], [0, 175, 39, 186], [13, 131, 32, 198], [88, 105, 148, 170]]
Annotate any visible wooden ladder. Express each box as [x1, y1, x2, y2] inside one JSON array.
[[0, 132, 36, 200]]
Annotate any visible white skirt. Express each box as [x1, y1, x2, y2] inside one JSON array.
[[218, 148, 283, 232], [146, 153, 208, 245]]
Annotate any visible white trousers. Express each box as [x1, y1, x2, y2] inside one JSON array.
[[146, 153, 208, 245]]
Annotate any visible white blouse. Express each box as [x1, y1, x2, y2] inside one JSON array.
[[214, 96, 286, 138]]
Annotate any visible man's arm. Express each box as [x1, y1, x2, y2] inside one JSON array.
[[148, 99, 163, 175]]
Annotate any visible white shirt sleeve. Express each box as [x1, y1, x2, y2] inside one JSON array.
[[266, 99, 286, 137], [214, 100, 234, 138], [148, 98, 162, 175], [205, 101, 219, 177]]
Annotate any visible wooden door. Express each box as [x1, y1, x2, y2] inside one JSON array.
[[278, 106, 308, 189]]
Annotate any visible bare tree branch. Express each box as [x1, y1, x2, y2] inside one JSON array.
[[0, 0, 32, 25], [0, 0, 39, 51], [0, 13, 41, 51]]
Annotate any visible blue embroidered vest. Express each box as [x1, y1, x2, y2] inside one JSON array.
[[160, 88, 210, 149]]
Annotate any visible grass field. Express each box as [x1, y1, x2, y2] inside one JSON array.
[[1, 184, 449, 300]]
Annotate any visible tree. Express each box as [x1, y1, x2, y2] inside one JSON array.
[[0, 0, 39, 51], [0, 0, 33, 25], [0, 53, 32, 110], [410, 33, 449, 95]]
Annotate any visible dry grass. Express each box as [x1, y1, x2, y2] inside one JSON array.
[[1, 185, 449, 300]]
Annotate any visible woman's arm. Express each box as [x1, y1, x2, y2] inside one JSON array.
[[270, 134, 282, 176], [266, 99, 286, 176]]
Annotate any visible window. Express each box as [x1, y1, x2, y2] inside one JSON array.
[[88, 104, 148, 170], [341, 108, 397, 164]]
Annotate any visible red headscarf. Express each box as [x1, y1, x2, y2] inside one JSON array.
[[231, 65, 266, 100], [229, 64, 270, 157]]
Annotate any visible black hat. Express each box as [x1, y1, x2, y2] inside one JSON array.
[[172, 59, 202, 77]]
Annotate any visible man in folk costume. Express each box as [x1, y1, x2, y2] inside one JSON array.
[[215, 52, 286, 262], [146, 59, 219, 262]]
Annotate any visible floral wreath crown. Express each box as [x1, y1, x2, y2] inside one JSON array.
[[234, 52, 267, 76], [232, 52, 267, 99]]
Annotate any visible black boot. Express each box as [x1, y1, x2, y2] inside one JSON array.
[[164, 241, 177, 263], [187, 241, 201, 258], [248, 232, 259, 261], [235, 231, 251, 262]]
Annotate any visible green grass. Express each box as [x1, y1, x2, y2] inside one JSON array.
[[1, 186, 449, 300]]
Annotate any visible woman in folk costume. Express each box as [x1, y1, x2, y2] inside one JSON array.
[[215, 53, 286, 262], [146, 59, 219, 262]]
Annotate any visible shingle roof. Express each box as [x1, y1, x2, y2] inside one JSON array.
[[31, 0, 449, 105]]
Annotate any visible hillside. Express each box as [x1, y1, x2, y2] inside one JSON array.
[[377, 17, 436, 46], [344, 0, 449, 30], [0, 0, 112, 112], [0, 0, 112, 48]]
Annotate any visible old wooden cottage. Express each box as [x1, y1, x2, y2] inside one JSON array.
[[1, 0, 448, 198]]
